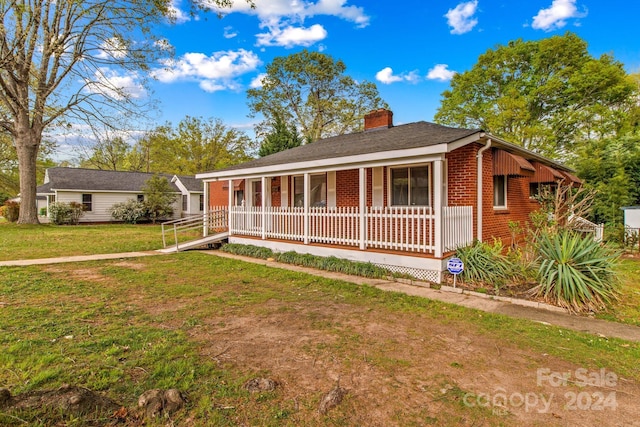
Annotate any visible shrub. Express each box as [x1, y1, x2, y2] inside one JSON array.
[[39, 207, 47, 216], [49, 202, 71, 224], [48, 202, 85, 225], [3, 201, 20, 222], [110, 199, 148, 224], [532, 230, 620, 313], [219, 244, 395, 279], [67, 202, 84, 225], [454, 239, 519, 287]]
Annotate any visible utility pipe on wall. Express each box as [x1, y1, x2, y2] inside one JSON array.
[[476, 138, 492, 242]]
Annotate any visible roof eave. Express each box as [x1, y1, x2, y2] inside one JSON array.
[[197, 131, 484, 181]]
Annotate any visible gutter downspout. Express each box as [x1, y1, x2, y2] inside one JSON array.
[[476, 138, 492, 242]]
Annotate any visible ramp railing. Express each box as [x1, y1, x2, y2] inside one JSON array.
[[161, 208, 228, 250]]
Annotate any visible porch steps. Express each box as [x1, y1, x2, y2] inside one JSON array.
[[157, 231, 229, 253]]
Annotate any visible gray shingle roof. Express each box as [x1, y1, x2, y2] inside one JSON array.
[[213, 121, 480, 173], [175, 175, 204, 192], [37, 168, 201, 193]]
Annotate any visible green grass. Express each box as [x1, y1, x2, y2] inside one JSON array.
[[0, 252, 638, 425], [596, 257, 640, 326], [0, 223, 164, 260]]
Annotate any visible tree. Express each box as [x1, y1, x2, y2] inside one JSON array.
[[247, 49, 387, 143], [142, 175, 177, 224], [79, 136, 132, 171], [434, 33, 636, 159], [573, 135, 640, 225], [131, 117, 254, 175], [258, 114, 303, 157], [0, 0, 238, 224]]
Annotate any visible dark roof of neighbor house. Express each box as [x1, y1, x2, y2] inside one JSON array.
[[175, 175, 204, 192], [201, 120, 573, 176], [214, 121, 480, 173], [37, 168, 201, 194]]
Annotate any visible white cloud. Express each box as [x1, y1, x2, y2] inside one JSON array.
[[167, 0, 191, 24], [532, 0, 586, 31], [256, 24, 327, 48], [152, 49, 261, 92], [202, 0, 369, 47], [426, 64, 456, 82], [224, 26, 238, 39], [84, 68, 146, 100], [375, 67, 419, 85], [204, 0, 369, 27], [445, 0, 478, 35], [96, 37, 128, 60], [250, 73, 268, 89]]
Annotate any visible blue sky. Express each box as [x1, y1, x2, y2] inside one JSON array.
[[59, 0, 640, 159]]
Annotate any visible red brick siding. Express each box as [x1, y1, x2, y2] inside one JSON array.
[[336, 169, 361, 207], [208, 181, 229, 207], [446, 144, 480, 238]]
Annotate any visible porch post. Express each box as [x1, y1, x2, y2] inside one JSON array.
[[203, 181, 209, 237], [303, 173, 310, 244], [359, 167, 367, 250], [228, 179, 233, 236], [261, 176, 267, 240], [433, 159, 443, 258]]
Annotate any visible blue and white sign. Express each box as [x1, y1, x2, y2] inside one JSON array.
[[447, 257, 464, 275]]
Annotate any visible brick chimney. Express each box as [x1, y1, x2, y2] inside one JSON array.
[[364, 108, 393, 131]]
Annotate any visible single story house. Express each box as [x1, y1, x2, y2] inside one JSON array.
[[37, 167, 204, 222], [196, 109, 580, 282]]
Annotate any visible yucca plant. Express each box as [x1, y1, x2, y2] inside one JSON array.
[[532, 230, 620, 313], [455, 239, 517, 287]]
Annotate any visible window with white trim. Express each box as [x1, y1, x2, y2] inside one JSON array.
[[390, 166, 429, 206], [493, 175, 507, 208], [292, 174, 327, 207]]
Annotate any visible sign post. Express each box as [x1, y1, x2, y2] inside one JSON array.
[[446, 257, 464, 288]]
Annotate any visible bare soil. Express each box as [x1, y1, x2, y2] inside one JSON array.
[[29, 261, 640, 426]]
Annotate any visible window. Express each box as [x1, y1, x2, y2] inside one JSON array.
[[293, 174, 327, 207], [82, 194, 92, 211], [391, 166, 429, 206], [137, 194, 144, 202], [199, 194, 204, 211], [493, 175, 507, 208], [182, 195, 187, 211]]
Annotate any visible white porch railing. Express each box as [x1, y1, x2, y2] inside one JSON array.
[[228, 205, 473, 255], [443, 206, 474, 251]]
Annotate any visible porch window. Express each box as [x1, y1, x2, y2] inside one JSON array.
[[199, 194, 204, 211], [391, 166, 429, 206], [82, 194, 92, 211], [493, 175, 507, 209], [293, 174, 327, 207]]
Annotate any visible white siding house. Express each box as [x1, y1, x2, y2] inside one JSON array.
[[37, 168, 203, 223]]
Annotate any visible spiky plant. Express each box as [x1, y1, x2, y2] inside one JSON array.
[[532, 230, 620, 313]]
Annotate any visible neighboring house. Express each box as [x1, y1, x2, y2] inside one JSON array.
[[622, 206, 640, 231], [196, 109, 580, 282], [37, 167, 204, 222]]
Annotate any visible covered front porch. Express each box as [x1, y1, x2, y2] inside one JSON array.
[[202, 157, 475, 282]]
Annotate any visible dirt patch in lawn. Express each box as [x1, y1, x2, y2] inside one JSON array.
[[159, 298, 640, 426], [38, 263, 640, 426]]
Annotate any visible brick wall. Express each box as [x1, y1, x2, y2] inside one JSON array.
[[446, 143, 541, 246], [336, 169, 361, 207], [208, 181, 229, 207]]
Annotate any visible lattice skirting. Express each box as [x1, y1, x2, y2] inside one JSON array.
[[373, 263, 442, 284]]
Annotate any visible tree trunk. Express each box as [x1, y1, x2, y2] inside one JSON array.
[[15, 134, 41, 224]]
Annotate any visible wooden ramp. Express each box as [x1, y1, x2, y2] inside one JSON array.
[[157, 231, 229, 253]]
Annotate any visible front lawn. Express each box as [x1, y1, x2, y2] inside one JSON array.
[[0, 223, 163, 261], [0, 252, 638, 426]]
